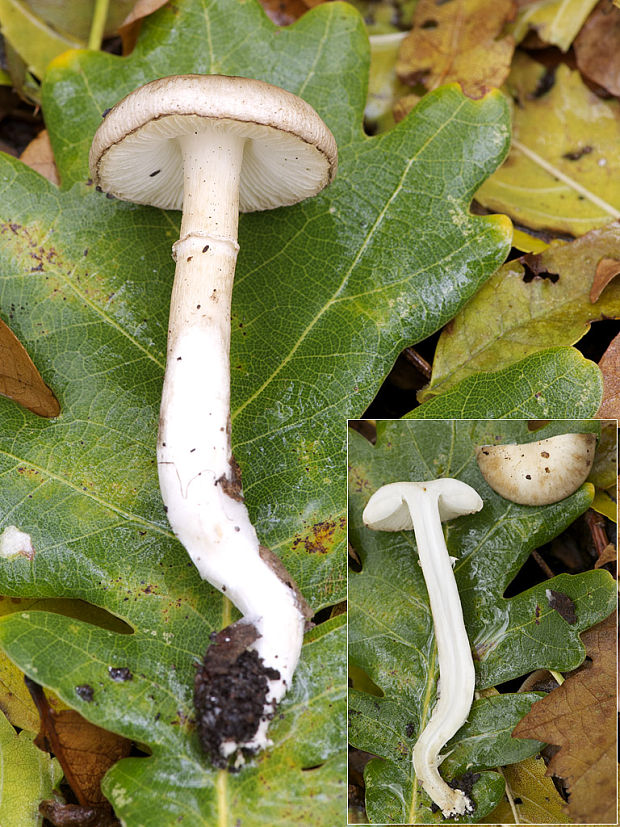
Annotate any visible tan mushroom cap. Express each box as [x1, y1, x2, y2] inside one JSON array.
[[475, 432, 596, 506], [89, 74, 338, 212]]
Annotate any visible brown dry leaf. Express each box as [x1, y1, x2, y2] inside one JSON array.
[[20, 129, 59, 186], [40, 800, 120, 826], [38, 710, 132, 806], [396, 0, 517, 98], [575, 0, 620, 97], [118, 0, 170, 53], [0, 316, 59, 417], [597, 331, 620, 418], [28, 679, 131, 809], [258, 0, 310, 24], [513, 613, 617, 824], [590, 257, 620, 302], [594, 543, 617, 568]]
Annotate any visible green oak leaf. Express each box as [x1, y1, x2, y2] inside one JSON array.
[[348, 419, 616, 823], [0, 709, 62, 827], [420, 223, 620, 402], [0, 0, 512, 820], [408, 347, 603, 419]]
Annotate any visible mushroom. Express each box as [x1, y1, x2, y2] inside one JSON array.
[[89, 75, 337, 763], [475, 433, 596, 506], [363, 479, 483, 817]]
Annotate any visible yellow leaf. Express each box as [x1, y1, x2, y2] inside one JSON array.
[[512, 0, 598, 51], [591, 490, 617, 522], [477, 54, 620, 235], [396, 0, 516, 98], [365, 32, 410, 132], [421, 223, 620, 401], [481, 754, 570, 823], [0, 0, 82, 79], [511, 227, 549, 253]]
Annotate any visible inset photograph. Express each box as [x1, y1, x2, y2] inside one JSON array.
[[348, 418, 617, 825]]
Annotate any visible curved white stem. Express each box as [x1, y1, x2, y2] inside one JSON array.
[[404, 485, 476, 818], [157, 127, 305, 754]]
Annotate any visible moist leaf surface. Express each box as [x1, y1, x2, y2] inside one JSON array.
[[409, 347, 603, 418], [421, 222, 620, 401]]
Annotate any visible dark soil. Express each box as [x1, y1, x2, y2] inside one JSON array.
[[194, 620, 280, 769]]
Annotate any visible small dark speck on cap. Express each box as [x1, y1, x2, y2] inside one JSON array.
[[202, 245, 209, 253], [102, 108, 112, 118], [149, 169, 161, 177], [525, 474, 531, 480]]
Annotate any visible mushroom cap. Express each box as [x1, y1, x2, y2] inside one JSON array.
[[89, 74, 337, 212], [475, 432, 596, 506], [363, 479, 483, 532]]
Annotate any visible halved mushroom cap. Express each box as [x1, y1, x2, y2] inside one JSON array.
[[475, 432, 596, 506], [89, 74, 337, 212], [362, 479, 483, 531]]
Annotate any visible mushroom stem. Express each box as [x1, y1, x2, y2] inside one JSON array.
[[403, 487, 476, 818], [363, 480, 483, 817], [157, 127, 305, 755], [159, 129, 244, 515], [89, 74, 338, 764]]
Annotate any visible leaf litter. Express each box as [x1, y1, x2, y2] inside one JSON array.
[[513, 613, 617, 824], [396, 0, 517, 98]]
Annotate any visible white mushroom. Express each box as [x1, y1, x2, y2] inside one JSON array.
[[363, 479, 483, 817], [475, 433, 596, 506], [89, 75, 337, 763]]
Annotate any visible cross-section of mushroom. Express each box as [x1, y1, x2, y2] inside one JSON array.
[[363, 479, 483, 817], [476, 433, 596, 505], [89, 74, 337, 765]]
